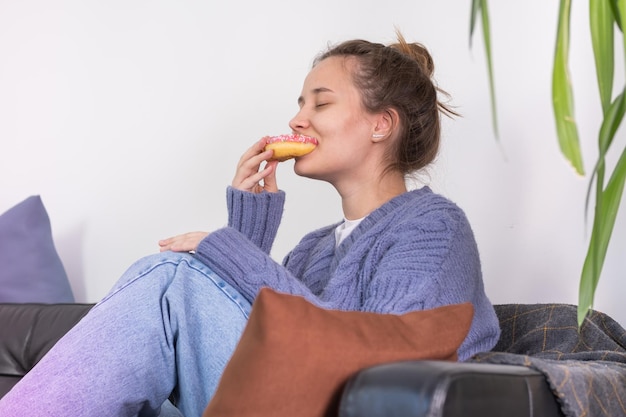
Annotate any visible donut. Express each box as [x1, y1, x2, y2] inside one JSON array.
[[264, 134, 318, 161]]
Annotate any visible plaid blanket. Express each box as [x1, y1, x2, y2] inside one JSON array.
[[470, 304, 626, 417]]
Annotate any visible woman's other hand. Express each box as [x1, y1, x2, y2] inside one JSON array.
[[232, 138, 279, 193], [158, 232, 208, 252]]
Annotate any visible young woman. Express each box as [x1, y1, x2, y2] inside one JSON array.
[[0, 34, 500, 417]]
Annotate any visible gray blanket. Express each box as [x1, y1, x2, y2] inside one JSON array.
[[470, 304, 626, 417]]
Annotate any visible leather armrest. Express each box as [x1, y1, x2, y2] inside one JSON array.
[[0, 303, 93, 378], [338, 360, 564, 417]]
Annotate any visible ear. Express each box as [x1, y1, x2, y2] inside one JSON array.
[[371, 108, 399, 142]]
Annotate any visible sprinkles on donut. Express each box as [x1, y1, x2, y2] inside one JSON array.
[[264, 134, 318, 161]]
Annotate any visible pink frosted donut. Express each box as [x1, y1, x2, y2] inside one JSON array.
[[264, 134, 318, 161]]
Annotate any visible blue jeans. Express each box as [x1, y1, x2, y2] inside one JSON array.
[[0, 252, 251, 417]]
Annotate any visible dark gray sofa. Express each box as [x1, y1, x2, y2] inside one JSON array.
[[2, 302, 624, 417]]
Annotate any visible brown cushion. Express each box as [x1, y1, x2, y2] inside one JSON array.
[[203, 287, 474, 417]]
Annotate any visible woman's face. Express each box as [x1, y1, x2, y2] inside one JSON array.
[[288, 56, 382, 186]]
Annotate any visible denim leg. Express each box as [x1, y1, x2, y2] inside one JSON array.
[[0, 252, 251, 417], [158, 400, 184, 417]]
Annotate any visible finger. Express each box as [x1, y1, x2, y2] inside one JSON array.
[[236, 138, 269, 168], [237, 149, 273, 176], [158, 232, 201, 252], [236, 163, 274, 191], [158, 238, 179, 252], [262, 160, 279, 192], [233, 150, 274, 190], [158, 237, 174, 247], [233, 147, 271, 179]]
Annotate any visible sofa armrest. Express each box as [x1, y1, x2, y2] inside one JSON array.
[[0, 303, 93, 390], [338, 360, 564, 417]]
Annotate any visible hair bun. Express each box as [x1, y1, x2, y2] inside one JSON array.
[[390, 33, 435, 78]]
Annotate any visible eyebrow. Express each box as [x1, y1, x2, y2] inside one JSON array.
[[297, 87, 334, 106]]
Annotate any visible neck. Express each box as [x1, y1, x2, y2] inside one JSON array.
[[338, 171, 407, 220]]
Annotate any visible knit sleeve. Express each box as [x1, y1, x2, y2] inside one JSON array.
[[194, 227, 317, 304], [226, 186, 285, 254]]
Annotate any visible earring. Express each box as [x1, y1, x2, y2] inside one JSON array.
[[372, 134, 385, 139]]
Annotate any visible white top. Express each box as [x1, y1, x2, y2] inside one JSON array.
[[334, 217, 365, 247]]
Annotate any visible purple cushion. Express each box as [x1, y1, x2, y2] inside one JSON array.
[[0, 196, 74, 303]]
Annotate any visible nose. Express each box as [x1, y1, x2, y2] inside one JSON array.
[[288, 107, 310, 132]]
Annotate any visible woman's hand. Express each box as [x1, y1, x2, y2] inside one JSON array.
[[158, 231, 208, 253], [232, 137, 279, 193]]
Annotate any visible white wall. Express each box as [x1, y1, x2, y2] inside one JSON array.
[[1, 1, 624, 324]]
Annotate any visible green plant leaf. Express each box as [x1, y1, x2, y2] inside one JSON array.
[[553, 0, 585, 175], [579, 90, 624, 323], [584, 90, 626, 219], [470, 0, 481, 45], [579, 145, 626, 325], [586, 0, 617, 235], [480, 0, 499, 139], [469, 0, 499, 139], [610, 0, 623, 30], [579, 0, 626, 326], [590, 0, 615, 114]]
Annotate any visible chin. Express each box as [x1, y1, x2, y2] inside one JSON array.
[[293, 156, 322, 180], [293, 158, 312, 177]]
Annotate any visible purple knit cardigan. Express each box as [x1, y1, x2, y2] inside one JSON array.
[[196, 186, 500, 360]]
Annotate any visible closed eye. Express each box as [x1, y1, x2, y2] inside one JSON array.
[[316, 103, 329, 108]]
